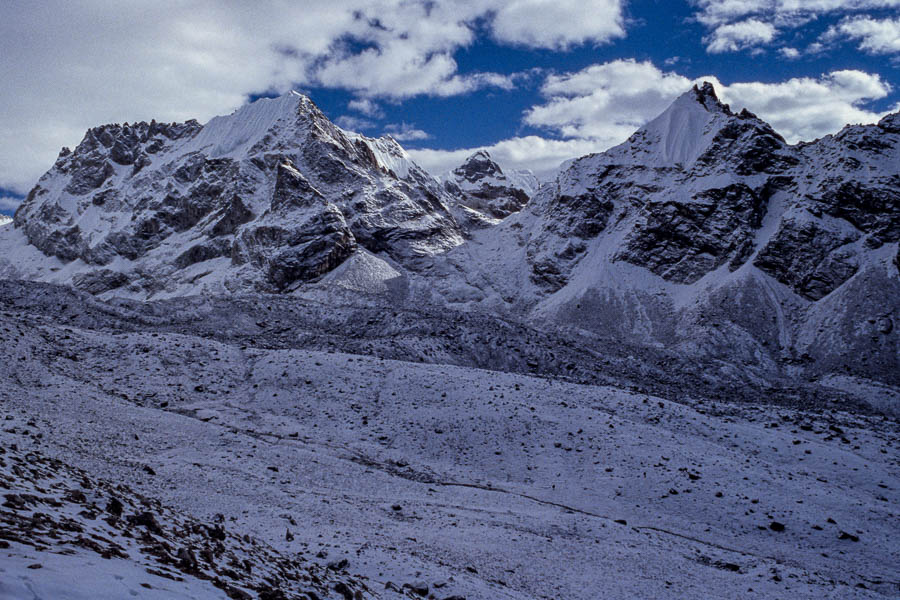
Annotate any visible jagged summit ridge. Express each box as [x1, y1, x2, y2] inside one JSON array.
[[3, 90, 464, 297]]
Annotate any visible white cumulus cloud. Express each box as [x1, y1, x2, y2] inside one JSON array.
[[384, 123, 431, 142], [0, 0, 628, 194], [715, 70, 894, 141], [823, 16, 900, 54], [335, 115, 378, 132], [693, 0, 900, 26], [347, 98, 384, 118], [524, 60, 694, 144], [490, 0, 626, 49], [705, 19, 777, 53]]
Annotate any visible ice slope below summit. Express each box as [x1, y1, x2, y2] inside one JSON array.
[[186, 91, 309, 159], [633, 84, 731, 167]]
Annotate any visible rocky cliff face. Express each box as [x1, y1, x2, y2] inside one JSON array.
[[5, 92, 463, 296]]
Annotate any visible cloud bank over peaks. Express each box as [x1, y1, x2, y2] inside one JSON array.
[[0, 0, 628, 194]]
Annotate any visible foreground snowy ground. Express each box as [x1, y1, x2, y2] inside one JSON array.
[[1, 287, 898, 599]]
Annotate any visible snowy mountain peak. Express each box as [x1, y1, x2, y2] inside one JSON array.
[[592, 80, 788, 173], [440, 151, 538, 224], [626, 83, 735, 166], [188, 91, 322, 159], [1, 91, 464, 296], [0, 214, 11, 227]]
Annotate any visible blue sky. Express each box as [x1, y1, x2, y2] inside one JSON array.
[[2, 0, 899, 215]]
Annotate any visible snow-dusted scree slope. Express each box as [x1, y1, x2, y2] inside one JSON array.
[[0, 286, 897, 599], [0, 84, 898, 599]]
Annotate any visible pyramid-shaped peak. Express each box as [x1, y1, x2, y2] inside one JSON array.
[[185, 91, 332, 159], [608, 82, 739, 166], [455, 150, 503, 180]]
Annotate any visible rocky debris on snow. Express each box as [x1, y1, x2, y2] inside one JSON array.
[[0, 444, 415, 600]]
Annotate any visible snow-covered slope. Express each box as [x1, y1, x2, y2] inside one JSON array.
[[1, 283, 897, 600], [0, 214, 11, 227], [435, 83, 899, 391], [0, 444, 385, 600], [0, 91, 463, 298]]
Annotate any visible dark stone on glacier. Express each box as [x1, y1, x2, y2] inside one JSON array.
[[175, 238, 233, 269], [106, 497, 123, 516], [72, 269, 130, 295], [128, 510, 162, 534], [334, 582, 354, 600], [177, 546, 199, 570], [3, 493, 27, 509], [405, 581, 429, 596]]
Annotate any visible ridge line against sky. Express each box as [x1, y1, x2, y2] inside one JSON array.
[[1, 0, 899, 213]]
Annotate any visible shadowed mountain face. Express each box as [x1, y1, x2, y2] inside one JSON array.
[[0, 84, 898, 406]]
